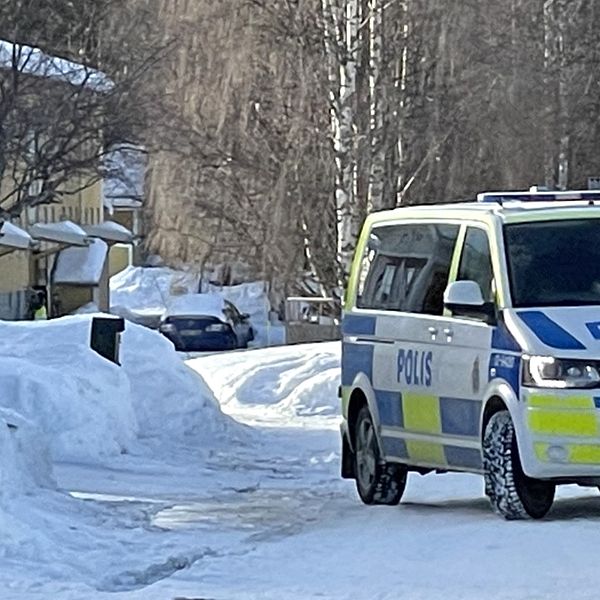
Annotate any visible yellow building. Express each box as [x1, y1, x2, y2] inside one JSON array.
[[0, 41, 141, 320], [0, 178, 136, 319]]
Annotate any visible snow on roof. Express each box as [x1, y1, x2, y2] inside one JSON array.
[[0, 221, 32, 249], [164, 293, 227, 319], [102, 144, 146, 212], [30, 220, 90, 246], [0, 39, 113, 92], [84, 221, 133, 244], [53, 238, 108, 285]]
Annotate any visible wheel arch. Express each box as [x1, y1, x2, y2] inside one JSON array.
[[480, 379, 520, 440], [347, 388, 367, 451], [481, 396, 509, 440], [346, 374, 382, 453]]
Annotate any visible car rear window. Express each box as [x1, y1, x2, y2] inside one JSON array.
[[165, 316, 220, 330]]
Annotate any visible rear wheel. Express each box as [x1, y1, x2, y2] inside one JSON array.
[[483, 411, 555, 520], [354, 405, 407, 505]]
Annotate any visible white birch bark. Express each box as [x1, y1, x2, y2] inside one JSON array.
[[367, 0, 386, 212], [543, 0, 557, 188], [543, 0, 575, 190], [321, 0, 360, 288], [396, 0, 409, 206], [556, 0, 570, 190]]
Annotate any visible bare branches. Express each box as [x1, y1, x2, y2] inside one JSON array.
[[0, 0, 169, 218], [144, 0, 600, 300]]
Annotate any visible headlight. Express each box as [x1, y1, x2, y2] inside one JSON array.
[[523, 355, 600, 389]]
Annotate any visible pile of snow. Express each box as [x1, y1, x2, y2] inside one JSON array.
[[111, 266, 285, 346], [0, 410, 55, 497], [53, 238, 108, 285], [122, 320, 243, 441], [110, 266, 199, 319], [187, 342, 341, 420], [0, 411, 56, 557], [0, 316, 243, 462], [165, 293, 226, 319]]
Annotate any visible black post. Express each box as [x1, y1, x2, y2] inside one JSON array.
[[90, 317, 125, 365]]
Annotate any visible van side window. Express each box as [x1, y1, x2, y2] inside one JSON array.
[[457, 227, 495, 303], [417, 224, 460, 315], [357, 223, 459, 315]]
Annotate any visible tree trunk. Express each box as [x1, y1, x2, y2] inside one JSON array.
[[367, 0, 386, 212]]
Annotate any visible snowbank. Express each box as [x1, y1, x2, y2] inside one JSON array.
[[0, 409, 56, 561], [0, 316, 242, 462], [120, 319, 241, 440], [110, 266, 199, 317], [165, 293, 226, 319], [187, 342, 341, 419], [0, 410, 55, 497]]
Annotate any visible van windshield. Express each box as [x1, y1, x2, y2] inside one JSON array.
[[505, 218, 600, 307]]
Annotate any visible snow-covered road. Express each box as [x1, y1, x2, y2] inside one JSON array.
[[5, 339, 600, 599]]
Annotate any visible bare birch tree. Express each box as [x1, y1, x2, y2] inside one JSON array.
[[140, 0, 600, 301]]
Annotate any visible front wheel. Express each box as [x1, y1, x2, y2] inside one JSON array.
[[354, 405, 407, 505], [483, 411, 555, 520]]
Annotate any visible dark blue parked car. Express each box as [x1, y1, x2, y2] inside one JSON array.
[[159, 296, 254, 351]]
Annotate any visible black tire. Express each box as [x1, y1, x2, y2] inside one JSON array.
[[354, 405, 407, 505], [483, 411, 555, 520]]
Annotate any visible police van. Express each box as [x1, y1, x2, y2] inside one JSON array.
[[340, 190, 600, 519]]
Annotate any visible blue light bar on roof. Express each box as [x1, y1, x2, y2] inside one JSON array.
[[478, 190, 600, 203]]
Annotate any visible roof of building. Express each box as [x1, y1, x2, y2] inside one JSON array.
[[0, 39, 113, 92], [29, 220, 90, 246], [84, 221, 134, 244], [0, 221, 33, 249]]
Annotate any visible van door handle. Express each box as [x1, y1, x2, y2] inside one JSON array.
[[428, 326, 438, 340], [443, 328, 454, 341]]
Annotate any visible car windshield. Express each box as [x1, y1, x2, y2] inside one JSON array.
[[505, 218, 600, 307]]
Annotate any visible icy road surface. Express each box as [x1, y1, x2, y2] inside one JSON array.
[[7, 342, 600, 599]]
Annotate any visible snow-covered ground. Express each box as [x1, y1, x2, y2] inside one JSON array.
[[2, 327, 600, 599]]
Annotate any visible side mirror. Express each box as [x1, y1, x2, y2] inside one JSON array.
[[444, 281, 496, 324], [241, 312, 251, 321], [367, 233, 381, 251]]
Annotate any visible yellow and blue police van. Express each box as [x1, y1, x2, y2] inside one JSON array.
[[341, 189, 600, 519]]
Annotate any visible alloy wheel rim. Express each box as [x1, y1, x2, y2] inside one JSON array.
[[356, 419, 376, 489]]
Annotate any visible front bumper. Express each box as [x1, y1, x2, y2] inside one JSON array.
[[518, 388, 600, 479]]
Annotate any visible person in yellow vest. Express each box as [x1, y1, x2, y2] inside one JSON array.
[[31, 290, 48, 320]]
